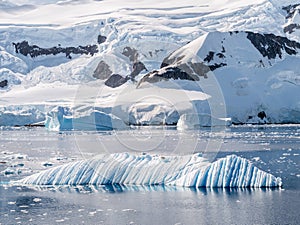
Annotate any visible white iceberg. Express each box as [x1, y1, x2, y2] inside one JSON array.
[[17, 153, 282, 188], [177, 113, 231, 130], [45, 106, 127, 131], [128, 102, 179, 125]]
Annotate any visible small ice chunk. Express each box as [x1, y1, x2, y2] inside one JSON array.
[[42, 162, 53, 167], [33, 198, 41, 203], [122, 209, 137, 212], [252, 157, 260, 162], [2, 168, 21, 175]]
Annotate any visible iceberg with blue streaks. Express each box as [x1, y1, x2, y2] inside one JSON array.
[[17, 153, 282, 188], [45, 106, 127, 131]]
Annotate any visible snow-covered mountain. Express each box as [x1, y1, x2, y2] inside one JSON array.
[[141, 31, 300, 124], [0, 0, 300, 127]]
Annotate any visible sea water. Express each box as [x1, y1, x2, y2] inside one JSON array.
[[0, 125, 299, 224]]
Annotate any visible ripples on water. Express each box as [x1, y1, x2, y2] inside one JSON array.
[[0, 125, 299, 224]]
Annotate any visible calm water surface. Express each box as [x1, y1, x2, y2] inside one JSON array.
[[0, 125, 299, 224]]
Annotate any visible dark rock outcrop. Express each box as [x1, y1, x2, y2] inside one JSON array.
[[208, 63, 227, 71], [216, 52, 225, 59], [97, 35, 107, 44], [204, 51, 215, 63], [203, 51, 227, 70], [178, 62, 210, 77], [283, 4, 300, 34], [283, 4, 300, 19], [130, 61, 147, 78], [121, 47, 148, 80], [162, 49, 226, 73], [0, 80, 8, 88], [105, 74, 129, 88], [93, 60, 112, 79], [160, 55, 184, 68], [13, 41, 98, 59], [137, 64, 209, 87], [257, 111, 266, 120], [246, 32, 300, 59], [122, 47, 138, 62], [284, 24, 300, 34]]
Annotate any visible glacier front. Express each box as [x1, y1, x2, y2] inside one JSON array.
[[17, 153, 282, 188]]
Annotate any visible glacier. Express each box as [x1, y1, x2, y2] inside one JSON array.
[[1, 0, 300, 127], [17, 153, 282, 188]]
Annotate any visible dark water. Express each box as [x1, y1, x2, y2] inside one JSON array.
[[0, 125, 299, 225]]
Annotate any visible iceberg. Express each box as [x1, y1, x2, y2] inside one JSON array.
[[177, 113, 231, 130], [128, 103, 179, 125], [17, 153, 282, 188], [45, 106, 127, 131]]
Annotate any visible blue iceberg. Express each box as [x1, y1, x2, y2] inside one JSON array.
[[45, 106, 126, 131], [17, 153, 282, 188]]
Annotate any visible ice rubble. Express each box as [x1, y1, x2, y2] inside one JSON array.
[[18, 153, 282, 188]]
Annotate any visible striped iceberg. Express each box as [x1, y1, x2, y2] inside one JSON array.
[[17, 153, 282, 188]]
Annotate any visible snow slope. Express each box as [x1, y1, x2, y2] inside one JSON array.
[[0, 0, 300, 127], [17, 153, 282, 188], [154, 31, 300, 124]]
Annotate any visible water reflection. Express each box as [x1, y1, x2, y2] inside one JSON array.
[[20, 184, 282, 195]]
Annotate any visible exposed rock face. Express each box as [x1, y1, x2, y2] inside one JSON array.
[[202, 51, 227, 71], [139, 31, 300, 87], [283, 4, 300, 19], [257, 111, 266, 120], [162, 49, 226, 72], [93, 60, 112, 79], [121, 47, 148, 80], [13, 41, 98, 59], [283, 4, 300, 34], [161, 55, 211, 76], [97, 35, 107, 44], [284, 24, 300, 34], [137, 64, 209, 87], [160, 54, 183, 68], [122, 47, 138, 62], [138, 36, 219, 86], [246, 32, 300, 59], [208, 63, 227, 71], [130, 61, 147, 78], [105, 74, 129, 88], [204, 51, 215, 63], [0, 79, 8, 88], [100, 47, 147, 87]]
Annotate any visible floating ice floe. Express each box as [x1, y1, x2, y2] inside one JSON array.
[[16, 153, 282, 188], [45, 106, 127, 131]]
